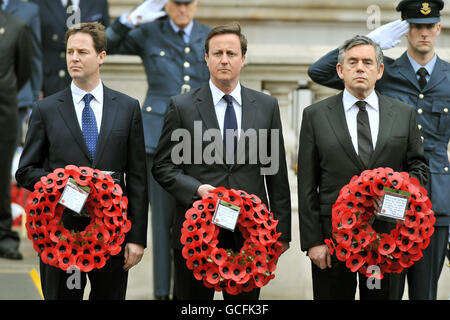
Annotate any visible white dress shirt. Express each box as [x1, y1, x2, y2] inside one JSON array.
[[342, 89, 379, 155], [209, 80, 242, 139], [71, 81, 103, 134]]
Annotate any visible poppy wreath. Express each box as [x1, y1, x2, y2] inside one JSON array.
[[25, 165, 131, 272], [180, 187, 283, 295], [325, 167, 435, 279]]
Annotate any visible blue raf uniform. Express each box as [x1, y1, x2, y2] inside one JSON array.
[[4, 0, 42, 144], [30, 0, 110, 97], [307, 0, 449, 300], [105, 9, 211, 299]]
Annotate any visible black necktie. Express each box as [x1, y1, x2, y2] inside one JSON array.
[[66, 0, 72, 9], [356, 101, 373, 168], [178, 29, 185, 43], [223, 94, 238, 161], [417, 67, 428, 90]]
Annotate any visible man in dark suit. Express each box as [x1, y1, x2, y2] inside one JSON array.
[[0, 1, 32, 260], [106, 0, 210, 299], [307, 0, 449, 301], [152, 23, 291, 300], [3, 0, 42, 145], [298, 35, 428, 300], [16, 22, 148, 300], [30, 0, 109, 97]]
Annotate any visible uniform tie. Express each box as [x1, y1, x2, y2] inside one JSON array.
[[356, 100, 373, 168], [178, 29, 186, 43], [417, 67, 428, 90], [82, 93, 98, 160], [223, 94, 238, 161]]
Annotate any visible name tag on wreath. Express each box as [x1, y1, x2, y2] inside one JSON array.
[[377, 187, 411, 222], [58, 178, 91, 214], [212, 200, 241, 231]]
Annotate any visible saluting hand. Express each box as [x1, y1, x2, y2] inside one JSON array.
[[366, 19, 409, 50]]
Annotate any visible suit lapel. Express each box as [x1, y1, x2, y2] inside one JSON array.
[[326, 92, 365, 171], [93, 86, 119, 167], [425, 56, 448, 92], [57, 87, 92, 162], [235, 86, 257, 166], [368, 94, 395, 167], [395, 52, 422, 91], [194, 84, 226, 165]]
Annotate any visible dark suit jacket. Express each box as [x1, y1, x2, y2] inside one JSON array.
[[6, 0, 42, 107], [0, 10, 32, 140], [297, 91, 428, 252], [152, 83, 292, 249], [16, 85, 148, 247], [106, 16, 210, 154], [30, 0, 110, 96], [308, 48, 450, 226]]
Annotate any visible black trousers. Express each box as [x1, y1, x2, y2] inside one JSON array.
[[0, 137, 20, 250], [39, 250, 128, 300], [312, 216, 402, 300]]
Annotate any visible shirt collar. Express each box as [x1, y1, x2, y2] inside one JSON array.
[[406, 51, 437, 76], [209, 80, 242, 106], [71, 80, 103, 104], [2, 0, 9, 10], [343, 88, 379, 112], [169, 19, 194, 39]]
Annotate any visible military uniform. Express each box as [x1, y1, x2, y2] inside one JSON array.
[[106, 13, 211, 299], [307, 0, 449, 300], [30, 0, 110, 97]]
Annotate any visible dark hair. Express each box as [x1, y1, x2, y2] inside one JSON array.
[[204, 22, 247, 56], [338, 35, 383, 69], [65, 22, 107, 54]]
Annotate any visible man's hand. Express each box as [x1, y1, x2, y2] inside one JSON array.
[[366, 19, 409, 50], [123, 243, 144, 271], [308, 244, 332, 270], [129, 0, 167, 26], [197, 184, 216, 198]]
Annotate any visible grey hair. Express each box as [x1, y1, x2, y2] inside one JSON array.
[[338, 35, 383, 69]]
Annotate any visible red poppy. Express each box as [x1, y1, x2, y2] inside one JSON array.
[[335, 244, 351, 262], [77, 254, 95, 272], [57, 251, 76, 271], [335, 230, 352, 248], [41, 247, 58, 267], [378, 236, 396, 255], [211, 248, 228, 266], [205, 266, 221, 285], [193, 265, 208, 281], [341, 211, 357, 230], [346, 253, 365, 272]]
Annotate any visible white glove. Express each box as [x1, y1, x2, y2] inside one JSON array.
[[129, 0, 168, 26], [366, 20, 409, 50]]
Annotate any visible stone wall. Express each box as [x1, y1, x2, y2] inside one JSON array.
[[103, 0, 450, 168]]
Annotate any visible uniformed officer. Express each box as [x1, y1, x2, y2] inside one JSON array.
[[106, 0, 211, 300], [3, 0, 42, 146], [30, 0, 110, 97], [308, 0, 450, 300]]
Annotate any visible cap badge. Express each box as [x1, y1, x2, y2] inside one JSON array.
[[420, 2, 431, 15]]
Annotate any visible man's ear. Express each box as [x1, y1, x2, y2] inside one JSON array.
[[336, 63, 344, 80]]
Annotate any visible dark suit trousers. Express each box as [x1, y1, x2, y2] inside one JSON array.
[[311, 216, 402, 300], [147, 154, 175, 297], [173, 229, 260, 300], [39, 214, 128, 300], [39, 249, 128, 300], [395, 225, 449, 300], [0, 137, 20, 249]]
